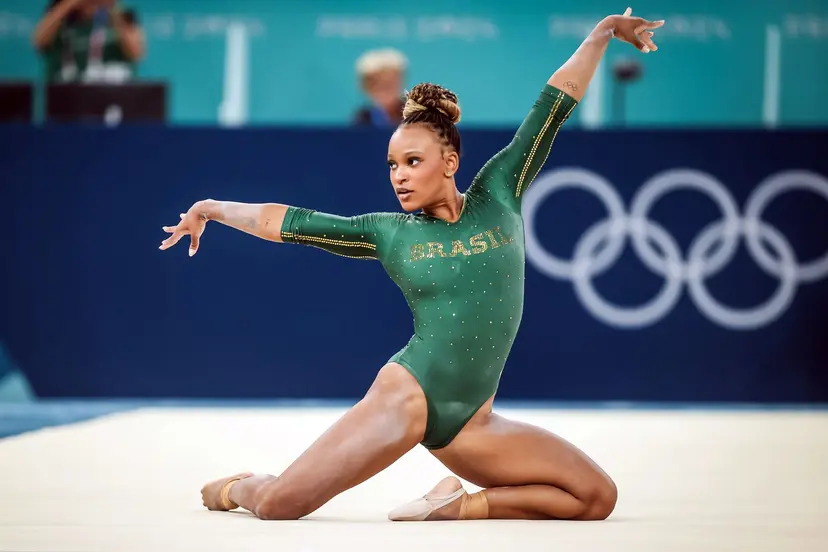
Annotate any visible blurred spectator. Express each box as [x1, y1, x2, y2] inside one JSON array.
[[32, 0, 145, 84], [352, 48, 408, 127]]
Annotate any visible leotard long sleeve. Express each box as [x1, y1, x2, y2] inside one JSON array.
[[280, 84, 577, 448]]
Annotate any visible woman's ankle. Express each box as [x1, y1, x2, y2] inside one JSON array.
[[229, 474, 278, 509], [459, 491, 489, 520]]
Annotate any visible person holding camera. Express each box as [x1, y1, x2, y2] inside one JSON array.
[[32, 0, 145, 83]]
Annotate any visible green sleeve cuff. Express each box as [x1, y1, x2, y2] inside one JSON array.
[[280, 205, 299, 243], [538, 84, 579, 116]]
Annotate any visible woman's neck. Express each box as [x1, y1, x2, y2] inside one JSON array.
[[422, 189, 464, 223]]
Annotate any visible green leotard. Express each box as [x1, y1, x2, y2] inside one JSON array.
[[281, 84, 578, 449]]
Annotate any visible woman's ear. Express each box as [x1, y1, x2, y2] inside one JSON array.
[[444, 151, 459, 178]]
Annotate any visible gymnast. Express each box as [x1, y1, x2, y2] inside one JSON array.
[[160, 7, 663, 522]]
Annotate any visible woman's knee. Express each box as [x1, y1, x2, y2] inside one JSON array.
[[253, 479, 317, 521], [579, 474, 618, 521]]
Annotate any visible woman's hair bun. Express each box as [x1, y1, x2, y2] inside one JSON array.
[[403, 82, 461, 124]]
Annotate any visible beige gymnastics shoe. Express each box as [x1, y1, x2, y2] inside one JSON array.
[[388, 476, 467, 521]]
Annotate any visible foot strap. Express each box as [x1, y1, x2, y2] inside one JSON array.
[[220, 478, 243, 510], [388, 487, 467, 521], [459, 491, 489, 520]]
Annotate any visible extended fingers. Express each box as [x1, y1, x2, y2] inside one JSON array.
[[159, 213, 194, 250], [159, 230, 186, 250], [620, 8, 663, 53], [160, 218, 190, 250], [639, 31, 657, 52], [623, 6, 665, 27], [188, 219, 207, 257], [189, 229, 202, 257], [630, 19, 662, 52], [163, 216, 188, 234], [635, 21, 664, 36]]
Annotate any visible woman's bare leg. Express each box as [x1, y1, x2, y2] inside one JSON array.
[[390, 396, 617, 521], [201, 362, 428, 520]]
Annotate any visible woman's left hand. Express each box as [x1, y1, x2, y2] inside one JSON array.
[[607, 7, 665, 53]]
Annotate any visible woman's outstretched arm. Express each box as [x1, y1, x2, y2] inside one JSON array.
[[160, 199, 395, 260], [548, 7, 663, 101], [469, 8, 664, 206], [203, 200, 289, 242], [159, 200, 288, 257]]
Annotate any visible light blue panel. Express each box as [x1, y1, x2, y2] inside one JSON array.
[[0, 343, 33, 403], [0, 0, 826, 126], [777, 10, 828, 126]]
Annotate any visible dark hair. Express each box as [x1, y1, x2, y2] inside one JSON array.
[[400, 82, 462, 156], [48, 0, 80, 23]]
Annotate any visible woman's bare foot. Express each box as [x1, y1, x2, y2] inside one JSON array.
[[200, 472, 254, 511], [388, 476, 467, 521]]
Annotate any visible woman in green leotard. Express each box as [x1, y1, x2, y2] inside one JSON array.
[[160, 8, 664, 522]]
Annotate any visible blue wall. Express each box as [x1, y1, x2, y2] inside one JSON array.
[[1, 0, 827, 126], [2, 124, 827, 402]]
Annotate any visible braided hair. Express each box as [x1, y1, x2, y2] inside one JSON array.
[[400, 82, 462, 156]]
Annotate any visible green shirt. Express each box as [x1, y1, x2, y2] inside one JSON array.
[[281, 84, 577, 448], [41, 8, 138, 83]]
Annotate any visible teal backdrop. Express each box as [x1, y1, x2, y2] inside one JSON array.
[[0, 0, 826, 126]]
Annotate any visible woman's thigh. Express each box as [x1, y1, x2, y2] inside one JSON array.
[[430, 397, 615, 500]]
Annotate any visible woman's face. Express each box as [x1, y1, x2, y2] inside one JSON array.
[[387, 124, 458, 212]]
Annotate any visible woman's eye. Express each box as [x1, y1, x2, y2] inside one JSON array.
[[409, 158, 420, 166]]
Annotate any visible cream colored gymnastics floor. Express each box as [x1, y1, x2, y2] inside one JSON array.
[[1, 405, 826, 552]]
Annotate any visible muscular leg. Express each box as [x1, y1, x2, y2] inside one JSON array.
[[391, 397, 617, 521], [201, 363, 427, 520]]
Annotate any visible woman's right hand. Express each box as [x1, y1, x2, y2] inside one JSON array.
[[607, 7, 664, 53], [160, 200, 214, 257]]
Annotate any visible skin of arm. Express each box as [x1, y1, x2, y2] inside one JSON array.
[[548, 12, 662, 102], [198, 199, 289, 243], [547, 17, 616, 102], [171, 11, 663, 255]]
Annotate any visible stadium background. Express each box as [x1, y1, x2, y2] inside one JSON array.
[[2, 0, 827, 430]]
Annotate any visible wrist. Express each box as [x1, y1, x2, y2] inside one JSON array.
[[595, 16, 618, 38], [197, 199, 221, 221]]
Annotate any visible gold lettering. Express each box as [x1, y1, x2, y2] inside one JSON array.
[[469, 233, 488, 254], [493, 226, 515, 246], [449, 240, 472, 257], [427, 242, 447, 258], [410, 244, 425, 262], [484, 230, 502, 249], [411, 227, 512, 262]]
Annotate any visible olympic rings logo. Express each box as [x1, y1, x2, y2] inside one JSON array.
[[522, 168, 828, 330]]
